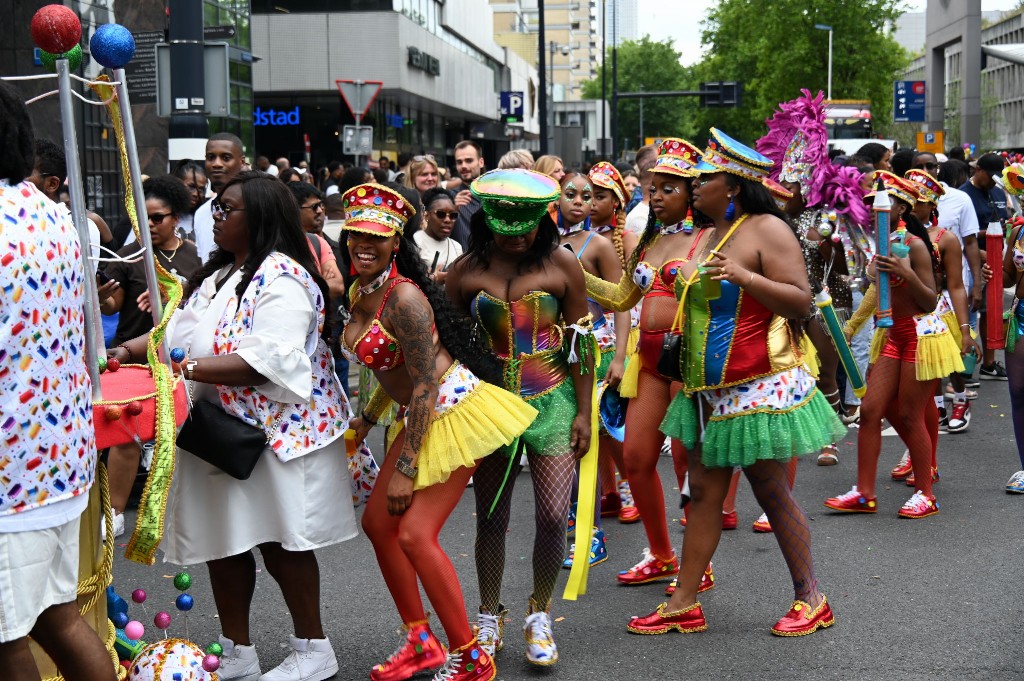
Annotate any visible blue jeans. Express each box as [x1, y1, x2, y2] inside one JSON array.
[[844, 289, 872, 406]]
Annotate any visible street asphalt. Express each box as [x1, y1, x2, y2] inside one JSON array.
[[112, 369, 1022, 681]]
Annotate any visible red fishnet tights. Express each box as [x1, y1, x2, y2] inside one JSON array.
[[622, 371, 688, 561], [362, 429, 476, 649], [856, 356, 939, 498]]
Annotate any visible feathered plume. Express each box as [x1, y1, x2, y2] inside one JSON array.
[[820, 164, 870, 227], [756, 89, 830, 209]]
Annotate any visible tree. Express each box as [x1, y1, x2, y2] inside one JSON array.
[[689, 0, 910, 145], [581, 37, 700, 154]]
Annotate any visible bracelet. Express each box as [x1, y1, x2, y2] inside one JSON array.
[[395, 454, 418, 479], [118, 343, 133, 362], [184, 359, 198, 381], [960, 323, 971, 328], [361, 411, 378, 426], [745, 272, 755, 288]]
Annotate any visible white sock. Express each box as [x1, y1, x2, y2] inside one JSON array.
[[954, 391, 967, 403], [933, 395, 944, 409]]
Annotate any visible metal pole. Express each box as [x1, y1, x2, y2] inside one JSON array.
[[611, 0, 618, 159], [638, 96, 643, 150], [354, 80, 363, 168], [600, 0, 607, 155], [827, 28, 833, 100], [57, 58, 103, 398], [549, 42, 555, 155], [538, 0, 548, 156], [114, 69, 166, 364]]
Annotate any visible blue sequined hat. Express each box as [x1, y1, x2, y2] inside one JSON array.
[[694, 127, 774, 182]]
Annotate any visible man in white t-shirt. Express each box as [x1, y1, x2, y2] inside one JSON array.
[[194, 133, 245, 263], [625, 144, 659, 235]]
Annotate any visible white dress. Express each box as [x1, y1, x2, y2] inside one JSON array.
[[162, 268, 358, 564]]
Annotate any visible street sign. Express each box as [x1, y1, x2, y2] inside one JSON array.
[[204, 25, 236, 40], [336, 80, 383, 118], [894, 80, 926, 123], [155, 43, 230, 117], [500, 91, 524, 123], [124, 30, 163, 105], [916, 130, 945, 154], [343, 125, 374, 156]]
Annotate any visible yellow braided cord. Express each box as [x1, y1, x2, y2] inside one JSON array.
[[41, 464, 125, 681], [89, 77, 183, 565], [844, 284, 877, 338]]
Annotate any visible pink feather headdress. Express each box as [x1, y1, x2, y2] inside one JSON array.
[[821, 164, 870, 227]]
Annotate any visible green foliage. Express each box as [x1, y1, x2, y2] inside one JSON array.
[[690, 0, 910, 145], [580, 37, 700, 153]]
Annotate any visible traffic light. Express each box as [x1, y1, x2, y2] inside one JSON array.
[[700, 82, 744, 108]]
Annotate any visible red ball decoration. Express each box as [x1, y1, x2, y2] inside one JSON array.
[[30, 5, 82, 55], [106, 358, 121, 372], [104, 405, 122, 421], [126, 401, 144, 416]]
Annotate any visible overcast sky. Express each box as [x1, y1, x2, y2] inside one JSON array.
[[638, 0, 1022, 66]]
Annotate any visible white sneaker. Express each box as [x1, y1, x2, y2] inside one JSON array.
[[218, 635, 262, 681], [475, 606, 506, 657], [112, 512, 125, 538], [523, 601, 557, 666], [259, 636, 338, 681]]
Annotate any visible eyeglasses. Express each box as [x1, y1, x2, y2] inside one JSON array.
[[433, 209, 459, 221], [148, 212, 172, 225], [211, 199, 245, 219], [302, 201, 324, 213]]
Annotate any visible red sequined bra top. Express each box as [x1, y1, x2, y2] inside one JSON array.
[[341, 277, 410, 371]]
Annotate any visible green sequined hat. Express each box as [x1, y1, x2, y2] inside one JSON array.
[[470, 169, 560, 236]]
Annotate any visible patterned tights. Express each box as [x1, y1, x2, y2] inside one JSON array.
[[1007, 340, 1024, 469], [474, 447, 576, 613]]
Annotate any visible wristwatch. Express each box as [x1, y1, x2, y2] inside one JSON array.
[[184, 359, 199, 381], [395, 455, 418, 479]]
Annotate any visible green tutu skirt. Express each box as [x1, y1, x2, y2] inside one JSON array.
[[660, 387, 846, 469], [515, 378, 578, 457]]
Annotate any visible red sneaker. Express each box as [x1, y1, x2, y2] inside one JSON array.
[[618, 505, 641, 523], [600, 491, 622, 517], [897, 491, 939, 519], [370, 621, 447, 681], [752, 513, 772, 533], [824, 487, 877, 513], [770, 596, 835, 637], [626, 602, 708, 635], [432, 638, 495, 681], [890, 450, 912, 480], [617, 548, 679, 585], [664, 564, 715, 596], [721, 510, 738, 530], [905, 468, 940, 487]]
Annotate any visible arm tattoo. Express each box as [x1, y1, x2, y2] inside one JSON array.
[[384, 289, 438, 463]]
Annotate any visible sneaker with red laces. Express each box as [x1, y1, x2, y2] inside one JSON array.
[[752, 512, 772, 532], [664, 563, 714, 596], [897, 491, 939, 519], [616, 480, 640, 523], [432, 638, 495, 681], [617, 548, 679, 585], [626, 602, 708, 635], [946, 401, 971, 433], [679, 510, 736, 529], [770, 596, 835, 637], [371, 621, 447, 681], [905, 467, 939, 487], [890, 450, 912, 480], [824, 487, 877, 513]]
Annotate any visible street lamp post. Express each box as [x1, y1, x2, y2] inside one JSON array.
[[814, 23, 833, 100], [549, 41, 570, 156]]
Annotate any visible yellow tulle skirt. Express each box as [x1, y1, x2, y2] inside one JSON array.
[[387, 375, 538, 490], [618, 326, 642, 398], [867, 316, 964, 381]]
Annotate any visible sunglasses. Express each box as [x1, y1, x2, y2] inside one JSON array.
[[302, 201, 324, 212], [413, 154, 436, 163], [433, 210, 459, 221], [148, 212, 172, 225], [211, 199, 245, 219]]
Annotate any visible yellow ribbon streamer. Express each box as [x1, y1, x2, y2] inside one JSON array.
[[89, 77, 183, 565], [562, 362, 600, 601]]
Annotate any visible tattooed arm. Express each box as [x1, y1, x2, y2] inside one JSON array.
[[382, 282, 440, 515]]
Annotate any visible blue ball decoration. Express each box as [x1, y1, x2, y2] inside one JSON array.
[[174, 593, 194, 612], [89, 23, 135, 69], [170, 347, 186, 363], [111, 611, 129, 629]]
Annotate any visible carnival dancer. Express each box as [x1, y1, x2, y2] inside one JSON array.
[[756, 90, 871, 468], [343, 183, 536, 681], [581, 140, 721, 593], [544, 171, 623, 568], [903, 170, 979, 472], [1002, 211, 1024, 493], [446, 169, 593, 667], [628, 128, 844, 637], [587, 161, 641, 525], [826, 171, 961, 519]]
